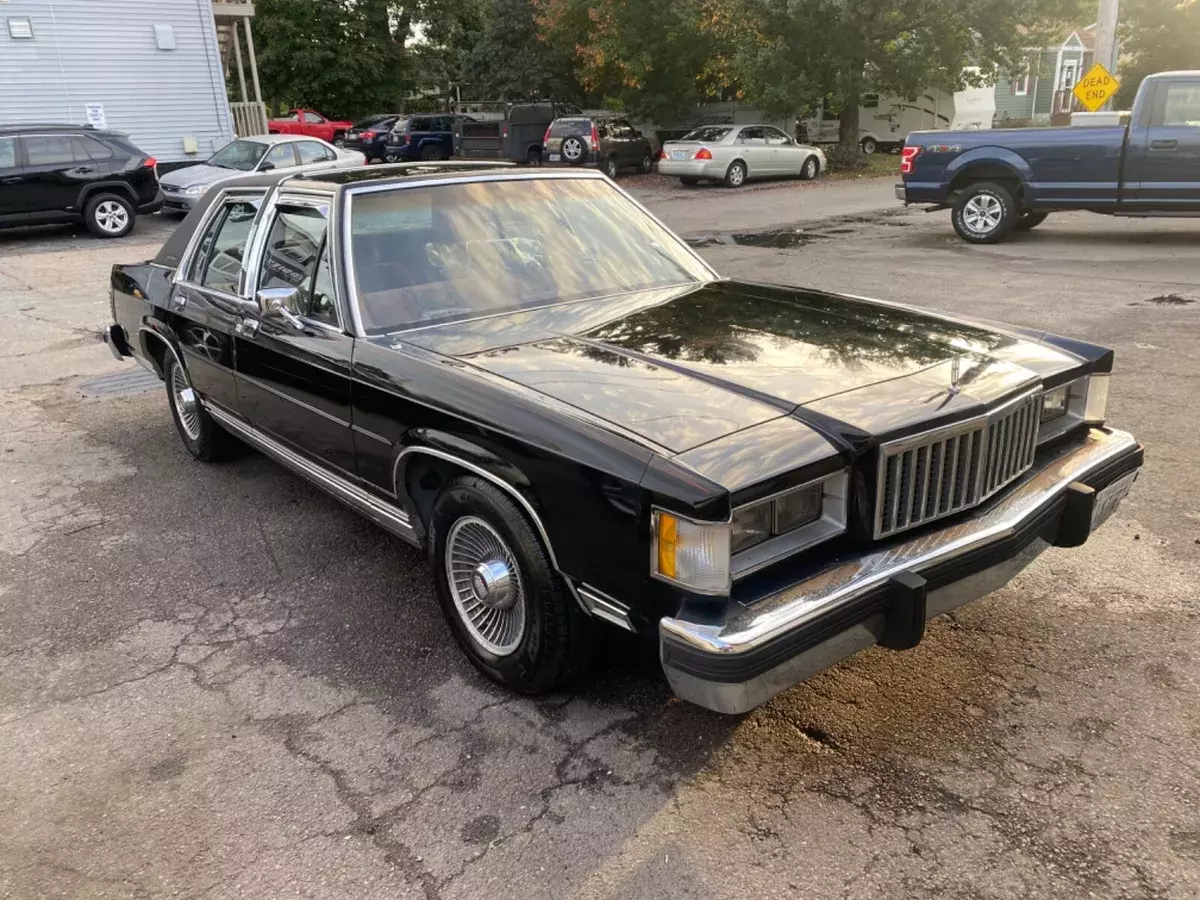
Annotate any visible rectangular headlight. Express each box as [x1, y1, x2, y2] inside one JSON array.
[[1041, 384, 1070, 422], [731, 502, 771, 554], [729, 471, 849, 579], [651, 510, 731, 595], [774, 483, 823, 532], [1038, 374, 1109, 443]]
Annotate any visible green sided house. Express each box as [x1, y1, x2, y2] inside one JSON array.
[[994, 26, 1097, 126]]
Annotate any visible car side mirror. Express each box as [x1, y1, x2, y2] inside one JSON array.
[[259, 162, 275, 172], [257, 286, 304, 329]]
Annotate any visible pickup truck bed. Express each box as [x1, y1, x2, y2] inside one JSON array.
[[898, 70, 1200, 242]]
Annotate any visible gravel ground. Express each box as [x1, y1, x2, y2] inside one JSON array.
[[0, 179, 1197, 900]]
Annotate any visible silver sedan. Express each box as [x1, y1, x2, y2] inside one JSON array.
[[658, 124, 826, 188], [159, 135, 365, 214]]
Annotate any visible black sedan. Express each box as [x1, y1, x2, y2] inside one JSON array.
[[341, 114, 399, 162], [104, 164, 1143, 713]]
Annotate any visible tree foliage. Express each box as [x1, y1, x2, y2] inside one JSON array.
[[1114, 0, 1200, 107], [723, 0, 1083, 149], [251, 0, 408, 118], [459, 0, 579, 100]]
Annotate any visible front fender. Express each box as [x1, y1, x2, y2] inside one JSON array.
[[943, 147, 1032, 186]]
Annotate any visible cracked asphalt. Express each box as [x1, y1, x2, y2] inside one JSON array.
[[1, 177, 1198, 900]]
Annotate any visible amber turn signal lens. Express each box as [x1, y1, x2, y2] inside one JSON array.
[[657, 513, 678, 579]]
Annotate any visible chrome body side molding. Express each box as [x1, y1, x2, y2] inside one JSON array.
[[205, 404, 419, 546], [576, 585, 635, 632]]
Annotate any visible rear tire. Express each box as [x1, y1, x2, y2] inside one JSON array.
[[420, 144, 446, 161], [84, 193, 135, 238], [638, 152, 653, 174], [429, 476, 592, 694], [527, 147, 542, 166], [861, 137, 878, 155], [1015, 211, 1050, 231], [383, 148, 402, 163], [164, 353, 237, 462], [723, 160, 747, 188], [603, 156, 619, 179], [951, 181, 1019, 244]]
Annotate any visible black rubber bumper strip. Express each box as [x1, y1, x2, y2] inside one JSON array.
[[661, 444, 1144, 685]]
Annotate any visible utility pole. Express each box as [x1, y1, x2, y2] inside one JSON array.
[[1095, 0, 1120, 74]]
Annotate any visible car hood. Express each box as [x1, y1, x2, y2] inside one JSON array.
[[160, 164, 237, 188], [397, 281, 1085, 455]]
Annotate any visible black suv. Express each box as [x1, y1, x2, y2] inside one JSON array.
[[0, 124, 162, 238], [543, 115, 654, 179]]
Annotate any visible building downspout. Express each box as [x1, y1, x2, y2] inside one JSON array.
[[45, 0, 72, 120]]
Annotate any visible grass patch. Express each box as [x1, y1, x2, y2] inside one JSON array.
[[826, 152, 898, 180]]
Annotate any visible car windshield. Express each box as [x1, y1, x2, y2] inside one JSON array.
[[208, 140, 268, 171], [679, 126, 732, 142], [348, 176, 710, 333]]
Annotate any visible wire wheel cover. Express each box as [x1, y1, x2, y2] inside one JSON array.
[[170, 360, 201, 440], [444, 516, 527, 656]]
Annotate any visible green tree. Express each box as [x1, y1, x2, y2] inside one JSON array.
[[537, 0, 733, 121], [460, 0, 577, 99], [252, 0, 408, 118], [1114, 0, 1200, 108], [723, 0, 1083, 153]]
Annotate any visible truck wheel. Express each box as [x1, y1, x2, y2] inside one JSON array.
[[1016, 211, 1050, 231], [383, 148, 402, 163], [638, 152, 653, 174], [603, 156, 619, 179], [952, 182, 1019, 244], [861, 137, 878, 155], [526, 147, 542, 166], [723, 160, 747, 188], [333, 134, 346, 148], [84, 193, 135, 238], [429, 475, 593, 694]]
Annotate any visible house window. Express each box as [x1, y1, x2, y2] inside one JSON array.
[[862, 93, 880, 109], [1011, 63, 1031, 97]]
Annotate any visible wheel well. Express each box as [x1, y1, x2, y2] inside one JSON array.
[[730, 157, 746, 170], [81, 183, 137, 208], [141, 332, 169, 379], [949, 165, 1023, 200], [402, 454, 462, 533]]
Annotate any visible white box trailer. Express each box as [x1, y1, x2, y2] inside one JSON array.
[[803, 78, 995, 153]]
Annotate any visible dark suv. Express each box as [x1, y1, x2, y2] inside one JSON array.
[[384, 114, 475, 163], [543, 116, 654, 179], [0, 124, 162, 238]]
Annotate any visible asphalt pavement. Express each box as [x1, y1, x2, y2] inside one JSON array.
[[1, 176, 1197, 900]]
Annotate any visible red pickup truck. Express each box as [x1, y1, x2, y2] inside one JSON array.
[[267, 109, 354, 146]]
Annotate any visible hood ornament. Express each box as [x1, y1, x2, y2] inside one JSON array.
[[947, 355, 962, 396]]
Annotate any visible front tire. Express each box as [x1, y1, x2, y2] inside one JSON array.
[[164, 354, 236, 462], [333, 134, 346, 148], [429, 476, 591, 694], [723, 160, 747, 188], [951, 182, 1019, 244], [799, 155, 819, 180], [1016, 211, 1050, 231], [84, 193, 135, 238]]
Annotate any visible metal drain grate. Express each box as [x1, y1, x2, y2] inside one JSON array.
[[79, 368, 162, 398]]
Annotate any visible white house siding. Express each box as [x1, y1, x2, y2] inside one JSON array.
[[0, 0, 233, 163]]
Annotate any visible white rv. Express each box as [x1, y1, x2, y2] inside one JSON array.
[[802, 79, 996, 153]]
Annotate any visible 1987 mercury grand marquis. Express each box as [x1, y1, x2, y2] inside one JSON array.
[[105, 163, 1143, 713]]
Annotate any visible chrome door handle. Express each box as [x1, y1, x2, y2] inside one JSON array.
[[1150, 139, 1178, 151], [234, 319, 260, 337]]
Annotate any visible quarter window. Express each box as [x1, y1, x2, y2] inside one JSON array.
[[258, 205, 337, 324], [191, 198, 262, 294], [0, 138, 15, 169]]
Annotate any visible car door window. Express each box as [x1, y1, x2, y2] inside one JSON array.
[[258, 205, 337, 325], [297, 141, 329, 165], [191, 198, 262, 294], [263, 143, 297, 169], [763, 127, 790, 145], [410, 117, 432, 132], [1162, 83, 1200, 127], [303, 112, 324, 124], [0, 138, 16, 170], [23, 135, 79, 165], [739, 127, 765, 144]]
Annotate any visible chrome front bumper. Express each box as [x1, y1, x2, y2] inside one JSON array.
[[660, 427, 1143, 714]]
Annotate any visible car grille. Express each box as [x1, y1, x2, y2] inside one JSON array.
[[875, 390, 1044, 539]]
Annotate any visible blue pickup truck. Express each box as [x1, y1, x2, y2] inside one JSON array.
[[898, 70, 1200, 242]]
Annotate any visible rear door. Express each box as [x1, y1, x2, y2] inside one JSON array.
[[763, 126, 798, 174], [172, 191, 265, 414], [0, 136, 25, 225], [261, 141, 300, 173], [235, 197, 357, 475], [1127, 77, 1200, 208], [297, 140, 337, 172], [16, 133, 97, 219], [735, 127, 769, 176]]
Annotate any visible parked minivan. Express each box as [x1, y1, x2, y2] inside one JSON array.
[[543, 115, 654, 179]]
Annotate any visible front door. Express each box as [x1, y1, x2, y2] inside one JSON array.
[[1130, 78, 1200, 208], [235, 198, 357, 475], [0, 136, 26, 225], [172, 192, 265, 413], [763, 126, 797, 174]]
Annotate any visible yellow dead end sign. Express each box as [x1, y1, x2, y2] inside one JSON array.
[[1074, 63, 1121, 112]]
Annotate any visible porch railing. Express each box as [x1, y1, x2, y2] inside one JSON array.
[[231, 101, 269, 137]]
